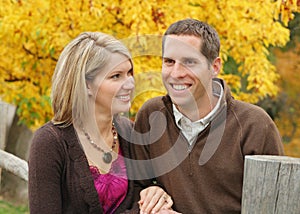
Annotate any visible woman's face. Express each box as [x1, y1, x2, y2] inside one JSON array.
[[88, 53, 134, 116]]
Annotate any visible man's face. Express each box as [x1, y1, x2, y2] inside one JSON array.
[[162, 35, 215, 108]]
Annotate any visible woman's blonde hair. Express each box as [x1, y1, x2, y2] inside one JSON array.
[[51, 32, 132, 127]]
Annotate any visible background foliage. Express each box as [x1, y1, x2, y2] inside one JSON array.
[[0, 199, 28, 214], [1, 0, 300, 158], [1, 0, 299, 128], [274, 41, 300, 157]]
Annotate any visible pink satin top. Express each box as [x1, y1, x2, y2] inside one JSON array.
[[89, 149, 128, 214]]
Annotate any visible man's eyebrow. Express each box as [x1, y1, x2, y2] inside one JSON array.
[[162, 56, 199, 60], [181, 57, 200, 61]]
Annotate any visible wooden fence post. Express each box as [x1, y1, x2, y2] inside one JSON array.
[[0, 101, 16, 149], [0, 101, 31, 203], [0, 101, 16, 190], [242, 155, 300, 214]]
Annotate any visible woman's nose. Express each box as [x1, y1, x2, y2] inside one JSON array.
[[123, 76, 135, 90]]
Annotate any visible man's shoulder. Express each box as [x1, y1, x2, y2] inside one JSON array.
[[140, 95, 167, 110], [230, 99, 272, 121]]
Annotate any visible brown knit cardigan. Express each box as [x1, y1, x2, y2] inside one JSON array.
[[28, 116, 139, 214]]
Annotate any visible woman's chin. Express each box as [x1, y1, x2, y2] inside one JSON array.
[[112, 103, 131, 115]]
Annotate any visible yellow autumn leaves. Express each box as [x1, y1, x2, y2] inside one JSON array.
[[0, 0, 299, 129]]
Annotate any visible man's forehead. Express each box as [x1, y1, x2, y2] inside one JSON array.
[[163, 35, 201, 58]]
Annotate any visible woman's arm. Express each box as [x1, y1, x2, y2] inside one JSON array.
[[28, 124, 65, 214]]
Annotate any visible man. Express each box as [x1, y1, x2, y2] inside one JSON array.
[[132, 18, 284, 213]]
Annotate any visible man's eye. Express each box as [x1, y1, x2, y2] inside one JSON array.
[[163, 58, 175, 66], [183, 59, 196, 65]]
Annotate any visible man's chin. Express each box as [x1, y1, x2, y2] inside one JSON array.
[[171, 95, 196, 108], [171, 97, 188, 106]]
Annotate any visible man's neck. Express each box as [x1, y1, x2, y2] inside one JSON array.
[[175, 95, 218, 122]]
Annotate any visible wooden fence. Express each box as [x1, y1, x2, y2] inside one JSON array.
[[1, 101, 300, 212], [0, 100, 31, 203], [242, 155, 300, 214], [0, 101, 16, 184]]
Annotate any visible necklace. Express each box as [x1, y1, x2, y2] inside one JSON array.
[[82, 123, 118, 164]]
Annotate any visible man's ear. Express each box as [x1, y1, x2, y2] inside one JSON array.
[[211, 57, 221, 77]]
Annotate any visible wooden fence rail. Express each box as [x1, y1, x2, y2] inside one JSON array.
[[0, 149, 28, 181], [2, 101, 300, 211], [242, 155, 300, 214]]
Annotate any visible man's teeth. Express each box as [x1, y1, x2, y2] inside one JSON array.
[[173, 84, 188, 90]]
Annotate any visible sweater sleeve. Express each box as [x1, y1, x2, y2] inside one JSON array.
[[259, 117, 284, 155], [28, 123, 65, 214], [239, 103, 285, 156], [129, 100, 161, 190]]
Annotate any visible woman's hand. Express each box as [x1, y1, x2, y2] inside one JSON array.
[[156, 210, 182, 214], [138, 186, 173, 214]]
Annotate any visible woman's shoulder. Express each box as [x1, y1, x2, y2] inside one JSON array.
[[31, 121, 71, 153], [33, 121, 62, 141], [33, 121, 57, 139]]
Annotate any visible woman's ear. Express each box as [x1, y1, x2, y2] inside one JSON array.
[[86, 82, 93, 96], [211, 57, 221, 77]]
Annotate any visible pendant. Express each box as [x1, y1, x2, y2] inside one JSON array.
[[103, 152, 112, 164]]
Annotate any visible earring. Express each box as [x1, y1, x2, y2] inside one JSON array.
[[86, 84, 93, 96], [87, 88, 93, 96]]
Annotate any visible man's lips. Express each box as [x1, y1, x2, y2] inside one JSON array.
[[171, 84, 191, 91]]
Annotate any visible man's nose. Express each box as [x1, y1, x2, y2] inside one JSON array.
[[170, 61, 187, 78]]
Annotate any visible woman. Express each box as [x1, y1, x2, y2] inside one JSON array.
[[28, 32, 172, 214]]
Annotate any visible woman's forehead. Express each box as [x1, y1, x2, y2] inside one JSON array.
[[98, 53, 131, 76]]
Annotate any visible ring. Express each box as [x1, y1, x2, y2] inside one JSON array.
[[163, 194, 169, 201]]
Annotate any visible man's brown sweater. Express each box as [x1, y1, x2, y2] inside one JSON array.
[[131, 78, 284, 213]]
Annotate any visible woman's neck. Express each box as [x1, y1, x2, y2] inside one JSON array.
[[95, 115, 113, 137]]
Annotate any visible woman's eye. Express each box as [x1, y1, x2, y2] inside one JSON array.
[[163, 58, 175, 66], [111, 74, 120, 79], [127, 69, 133, 76]]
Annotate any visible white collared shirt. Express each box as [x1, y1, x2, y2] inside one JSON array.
[[173, 81, 223, 145]]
